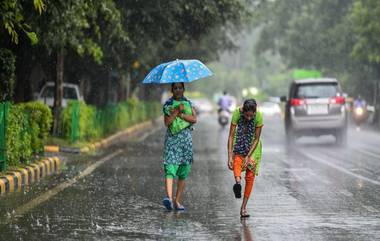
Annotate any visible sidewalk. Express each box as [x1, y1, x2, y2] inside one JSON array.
[[44, 118, 159, 154], [0, 117, 160, 196]]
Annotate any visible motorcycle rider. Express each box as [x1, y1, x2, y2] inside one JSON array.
[[352, 95, 367, 131], [217, 91, 233, 127], [218, 91, 232, 113]]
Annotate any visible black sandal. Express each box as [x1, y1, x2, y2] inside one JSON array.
[[233, 183, 242, 198]]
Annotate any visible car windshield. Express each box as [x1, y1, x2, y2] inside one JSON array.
[[41, 86, 78, 99], [63, 87, 78, 99], [41, 86, 54, 98], [296, 83, 338, 98]]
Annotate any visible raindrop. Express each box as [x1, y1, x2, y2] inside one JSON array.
[[96, 223, 102, 231]]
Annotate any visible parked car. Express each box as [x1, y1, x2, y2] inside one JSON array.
[[281, 78, 348, 145], [36, 82, 84, 108], [258, 101, 282, 118]]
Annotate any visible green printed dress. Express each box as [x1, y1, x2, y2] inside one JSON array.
[[162, 97, 194, 166]]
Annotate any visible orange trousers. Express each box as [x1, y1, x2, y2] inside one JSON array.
[[233, 154, 255, 198]]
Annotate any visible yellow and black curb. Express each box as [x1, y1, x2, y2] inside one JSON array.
[[0, 157, 61, 195], [44, 118, 159, 154]]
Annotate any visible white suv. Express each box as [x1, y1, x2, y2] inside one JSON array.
[[281, 78, 348, 145], [36, 82, 83, 108]]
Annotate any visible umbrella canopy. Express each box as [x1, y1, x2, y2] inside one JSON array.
[[142, 59, 213, 84]]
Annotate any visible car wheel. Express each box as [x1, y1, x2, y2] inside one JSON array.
[[335, 128, 347, 147]]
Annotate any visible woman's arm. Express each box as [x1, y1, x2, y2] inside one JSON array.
[[227, 123, 237, 170], [164, 108, 179, 127], [179, 107, 197, 124]]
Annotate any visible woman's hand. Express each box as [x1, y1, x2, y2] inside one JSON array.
[[170, 107, 180, 116], [178, 104, 185, 112], [243, 157, 256, 170], [228, 156, 234, 170]]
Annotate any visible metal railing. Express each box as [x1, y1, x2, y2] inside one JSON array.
[[0, 102, 9, 171]]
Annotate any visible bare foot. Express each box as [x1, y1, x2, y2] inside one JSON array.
[[240, 209, 250, 218]]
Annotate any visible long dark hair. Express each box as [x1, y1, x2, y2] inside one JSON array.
[[242, 99, 257, 133], [242, 99, 257, 113]]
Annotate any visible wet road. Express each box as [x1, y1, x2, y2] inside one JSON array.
[[0, 113, 380, 240]]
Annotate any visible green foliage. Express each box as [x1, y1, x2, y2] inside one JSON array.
[[33, 0, 46, 15], [116, 104, 130, 131], [4, 102, 53, 167], [37, 0, 128, 65], [351, 0, 380, 64], [0, 0, 45, 44], [2, 0, 253, 107], [62, 101, 101, 142], [25, 31, 39, 45], [0, 48, 16, 100], [254, 0, 380, 101], [145, 102, 162, 120], [61, 99, 161, 142], [6, 105, 31, 166], [22, 101, 53, 154]]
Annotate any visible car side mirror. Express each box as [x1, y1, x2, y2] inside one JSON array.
[[280, 96, 287, 102]]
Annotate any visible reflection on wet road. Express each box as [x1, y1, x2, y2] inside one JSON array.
[[0, 114, 379, 240]]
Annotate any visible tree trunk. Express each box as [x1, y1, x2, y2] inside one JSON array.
[[117, 72, 126, 102], [53, 49, 64, 135]]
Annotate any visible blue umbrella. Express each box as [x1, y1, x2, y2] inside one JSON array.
[[142, 59, 213, 84]]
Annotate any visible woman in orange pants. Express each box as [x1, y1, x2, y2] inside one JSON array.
[[227, 99, 263, 218]]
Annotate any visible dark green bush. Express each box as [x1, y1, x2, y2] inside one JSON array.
[[4, 102, 53, 167], [6, 105, 32, 166], [22, 101, 53, 154]]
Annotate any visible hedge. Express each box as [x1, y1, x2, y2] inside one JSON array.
[[62, 99, 161, 143], [5, 101, 52, 167]]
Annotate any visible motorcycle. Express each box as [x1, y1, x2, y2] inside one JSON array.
[[352, 106, 368, 130], [218, 109, 231, 127]]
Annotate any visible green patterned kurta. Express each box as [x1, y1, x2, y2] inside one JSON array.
[[162, 97, 194, 165], [231, 108, 264, 176]]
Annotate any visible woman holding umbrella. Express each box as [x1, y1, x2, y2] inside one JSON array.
[[227, 99, 263, 218], [142, 59, 212, 211], [162, 82, 197, 211]]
